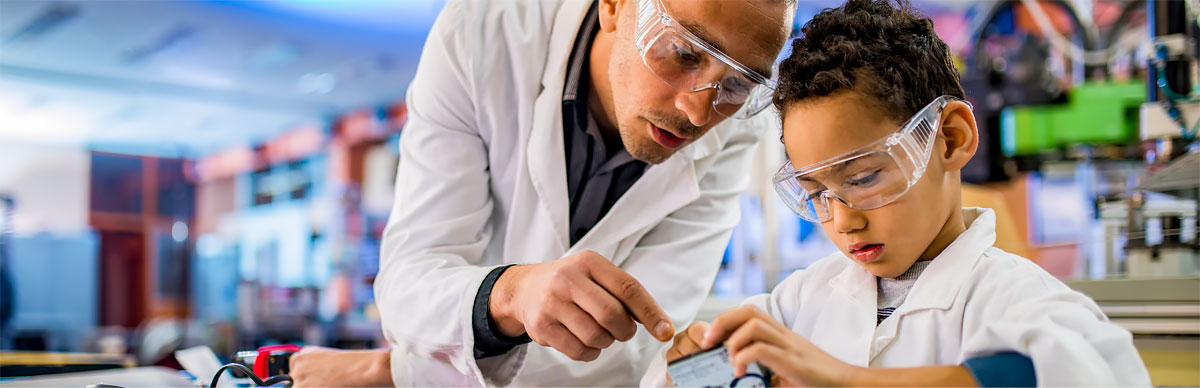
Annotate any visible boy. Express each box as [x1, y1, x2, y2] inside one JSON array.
[[644, 0, 1151, 386]]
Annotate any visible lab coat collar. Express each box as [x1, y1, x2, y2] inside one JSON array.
[[569, 153, 699, 255], [525, 0, 701, 254], [902, 207, 996, 312], [828, 207, 997, 312], [827, 256, 879, 309], [527, 0, 595, 252]]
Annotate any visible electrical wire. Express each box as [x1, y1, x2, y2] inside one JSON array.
[[210, 363, 293, 388], [1152, 44, 1200, 140], [1190, 0, 1200, 27], [1017, 0, 1136, 65], [1015, 0, 1197, 139]]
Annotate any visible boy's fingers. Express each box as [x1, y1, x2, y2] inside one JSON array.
[[667, 332, 702, 362], [703, 306, 764, 348], [666, 347, 684, 362], [730, 343, 785, 379], [685, 321, 710, 345], [667, 321, 713, 363], [724, 317, 785, 353]]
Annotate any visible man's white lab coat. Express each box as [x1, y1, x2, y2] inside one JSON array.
[[642, 208, 1152, 387], [374, 0, 769, 385]]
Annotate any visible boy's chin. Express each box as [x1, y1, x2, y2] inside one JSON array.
[[859, 260, 912, 279]]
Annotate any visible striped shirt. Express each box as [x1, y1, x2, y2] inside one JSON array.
[[876, 259, 933, 325]]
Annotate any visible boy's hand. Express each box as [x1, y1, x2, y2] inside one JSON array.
[[666, 321, 710, 362], [703, 305, 861, 387], [288, 347, 393, 387], [663, 321, 710, 385]]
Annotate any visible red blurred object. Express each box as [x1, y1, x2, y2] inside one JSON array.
[[1014, 0, 1076, 36], [253, 344, 301, 380]]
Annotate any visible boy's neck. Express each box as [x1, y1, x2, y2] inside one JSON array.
[[917, 206, 967, 261]]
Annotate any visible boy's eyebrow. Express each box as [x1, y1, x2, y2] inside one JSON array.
[[828, 153, 882, 176], [796, 175, 824, 190], [679, 21, 774, 78], [827, 157, 861, 176]]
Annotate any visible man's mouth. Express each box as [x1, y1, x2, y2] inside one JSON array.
[[649, 123, 687, 149], [848, 243, 885, 263]]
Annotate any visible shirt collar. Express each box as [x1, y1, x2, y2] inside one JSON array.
[[563, 1, 598, 103], [562, 1, 640, 171]]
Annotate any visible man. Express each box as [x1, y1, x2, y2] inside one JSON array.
[[290, 0, 793, 385]]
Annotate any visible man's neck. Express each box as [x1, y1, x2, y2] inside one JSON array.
[[586, 28, 620, 146]]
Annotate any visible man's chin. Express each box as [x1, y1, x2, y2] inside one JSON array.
[[619, 125, 680, 165], [628, 144, 674, 165]]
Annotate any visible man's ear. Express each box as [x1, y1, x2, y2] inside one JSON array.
[[938, 100, 979, 172], [598, 0, 622, 32]]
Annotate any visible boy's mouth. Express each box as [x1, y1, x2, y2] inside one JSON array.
[[848, 243, 885, 263]]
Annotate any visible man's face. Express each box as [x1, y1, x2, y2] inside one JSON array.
[[781, 91, 955, 278], [603, 0, 791, 164]]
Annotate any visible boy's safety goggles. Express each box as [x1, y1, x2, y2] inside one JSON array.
[[634, 0, 777, 120], [772, 95, 969, 222]]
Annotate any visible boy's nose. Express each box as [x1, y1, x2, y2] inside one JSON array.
[[830, 200, 866, 234]]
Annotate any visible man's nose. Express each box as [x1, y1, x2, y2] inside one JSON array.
[[674, 84, 717, 127]]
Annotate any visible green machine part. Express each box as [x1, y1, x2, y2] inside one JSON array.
[[1001, 82, 1146, 156]]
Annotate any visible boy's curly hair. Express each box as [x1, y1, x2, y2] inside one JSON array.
[[773, 0, 965, 121]]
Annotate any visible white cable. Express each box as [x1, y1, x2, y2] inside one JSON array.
[[1018, 0, 1150, 66], [1190, 0, 1200, 27]]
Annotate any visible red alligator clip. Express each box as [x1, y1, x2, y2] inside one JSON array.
[[253, 344, 302, 380]]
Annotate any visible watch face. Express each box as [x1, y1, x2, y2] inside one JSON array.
[[667, 346, 767, 388]]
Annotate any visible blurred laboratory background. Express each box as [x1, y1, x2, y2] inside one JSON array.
[[0, 0, 1196, 386]]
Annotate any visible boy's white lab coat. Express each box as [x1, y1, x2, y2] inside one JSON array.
[[374, 0, 767, 386], [643, 208, 1151, 387]]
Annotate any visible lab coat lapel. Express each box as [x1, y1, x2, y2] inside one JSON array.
[[820, 260, 879, 366], [525, 0, 592, 254], [869, 208, 996, 362], [898, 208, 995, 313], [569, 153, 699, 259]]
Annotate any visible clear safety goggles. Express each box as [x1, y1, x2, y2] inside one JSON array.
[[634, 0, 777, 120], [772, 96, 968, 222]]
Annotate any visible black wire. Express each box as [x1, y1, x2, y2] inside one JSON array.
[[263, 375, 294, 387], [210, 363, 293, 387]]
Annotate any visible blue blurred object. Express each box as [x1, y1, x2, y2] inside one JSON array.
[[193, 235, 240, 323], [796, 215, 815, 242], [988, 5, 1016, 36], [213, 0, 445, 34], [5, 232, 99, 351], [0, 194, 14, 338]]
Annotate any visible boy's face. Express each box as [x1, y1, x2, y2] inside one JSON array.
[[781, 91, 960, 278]]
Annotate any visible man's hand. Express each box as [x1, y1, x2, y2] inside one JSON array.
[[489, 250, 674, 361], [288, 347, 393, 387], [703, 305, 856, 387]]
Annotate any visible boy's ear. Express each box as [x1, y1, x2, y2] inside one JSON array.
[[938, 100, 979, 172]]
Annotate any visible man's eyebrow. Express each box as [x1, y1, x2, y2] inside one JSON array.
[[679, 21, 774, 79]]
